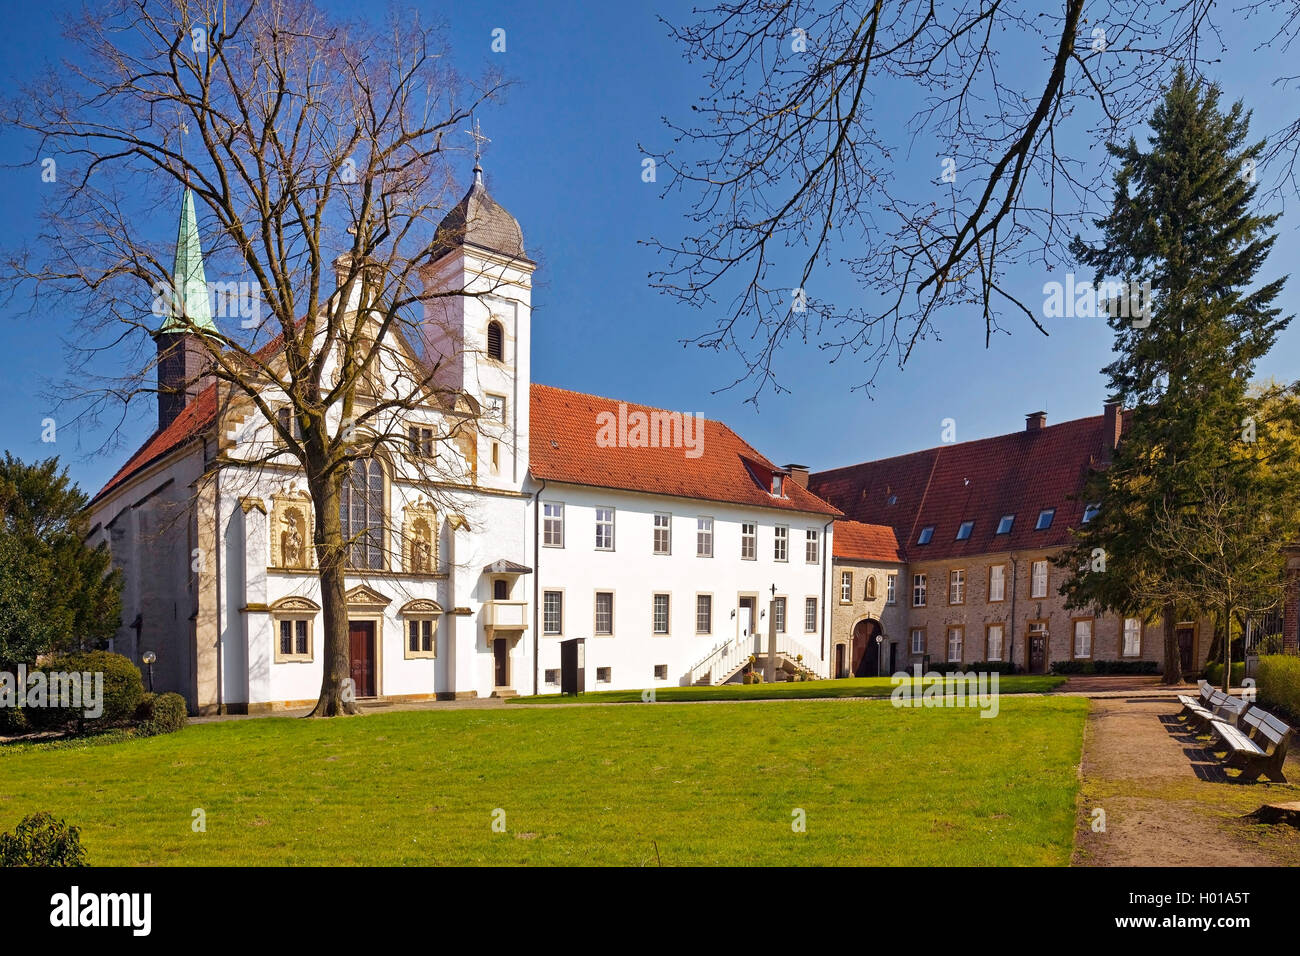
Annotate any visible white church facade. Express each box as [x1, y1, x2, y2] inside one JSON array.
[[87, 177, 840, 713]]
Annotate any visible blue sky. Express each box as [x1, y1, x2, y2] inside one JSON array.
[[1, 0, 1298, 496]]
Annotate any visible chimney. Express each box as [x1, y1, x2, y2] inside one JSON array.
[[783, 463, 810, 489], [1103, 400, 1122, 451], [1025, 411, 1047, 432]]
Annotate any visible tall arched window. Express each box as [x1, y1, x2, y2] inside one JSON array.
[[486, 320, 504, 361], [340, 458, 385, 569]]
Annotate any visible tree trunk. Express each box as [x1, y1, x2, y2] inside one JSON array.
[[1161, 602, 1182, 685], [1221, 602, 1233, 694], [306, 467, 359, 717]]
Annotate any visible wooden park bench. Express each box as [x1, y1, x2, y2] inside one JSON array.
[[1177, 680, 1216, 721], [1209, 707, 1293, 783], [1180, 687, 1235, 732]]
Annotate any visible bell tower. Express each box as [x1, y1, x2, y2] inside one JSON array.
[[154, 187, 218, 430]]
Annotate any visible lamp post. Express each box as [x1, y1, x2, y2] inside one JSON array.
[[142, 651, 156, 692], [875, 634, 884, 679]]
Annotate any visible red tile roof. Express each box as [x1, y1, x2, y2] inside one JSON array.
[[833, 520, 904, 563], [91, 383, 220, 504], [810, 411, 1125, 561], [529, 384, 840, 516]]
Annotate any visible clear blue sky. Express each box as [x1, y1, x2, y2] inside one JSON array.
[[1, 0, 1297, 497]]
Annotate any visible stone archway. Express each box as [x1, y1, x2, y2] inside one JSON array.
[[851, 618, 883, 678]]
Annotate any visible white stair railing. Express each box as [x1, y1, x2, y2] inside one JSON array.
[[685, 630, 827, 684]]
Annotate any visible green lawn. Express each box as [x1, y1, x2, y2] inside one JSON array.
[[511, 674, 1067, 704], [0, 696, 1088, 865]]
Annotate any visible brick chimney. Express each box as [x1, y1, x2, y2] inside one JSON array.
[[782, 463, 810, 488], [1025, 411, 1047, 432]]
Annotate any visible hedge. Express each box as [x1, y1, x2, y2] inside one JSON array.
[[1257, 655, 1300, 722], [1049, 659, 1159, 675], [1204, 660, 1246, 688], [133, 692, 188, 737], [25, 651, 144, 731]]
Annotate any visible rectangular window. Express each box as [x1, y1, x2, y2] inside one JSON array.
[[917, 526, 934, 545], [543, 502, 564, 548], [740, 522, 756, 560], [1123, 618, 1142, 657], [696, 594, 712, 635], [653, 513, 672, 555], [805, 529, 819, 563], [886, 574, 896, 605], [596, 667, 611, 684], [545, 668, 560, 685], [955, 520, 974, 540], [654, 664, 668, 681], [696, 517, 713, 557], [1031, 560, 1048, 598], [407, 619, 435, 657], [653, 593, 670, 635], [949, 569, 965, 605], [408, 424, 434, 458], [910, 628, 925, 654], [987, 624, 1004, 662], [1036, 508, 1056, 530], [1073, 619, 1093, 658], [804, 597, 818, 633], [996, 514, 1015, 535], [543, 590, 563, 635], [989, 564, 1006, 602], [276, 618, 312, 662], [594, 591, 613, 635], [840, 570, 853, 603], [773, 597, 786, 634], [484, 393, 506, 424], [774, 526, 788, 562], [913, 573, 927, 607], [277, 406, 303, 441], [595, 507, 615, 551], [947, 627, 963, 663]]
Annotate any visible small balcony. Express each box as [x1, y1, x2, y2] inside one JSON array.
[[484, 600, 529, 636]]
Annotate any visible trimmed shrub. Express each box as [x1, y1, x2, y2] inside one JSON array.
[[1049, 659, 1158, 675], [0, 812, 87, 867], [26, 650, 144, 731], [133, 692, 188, 737], [922, 661, 1017, 675], [1204, 660, 1246, 688], [0, 706, 27, 736], [1257, 655, 1300, 722]]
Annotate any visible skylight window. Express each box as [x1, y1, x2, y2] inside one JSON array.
[[886, 494, 897, 506], [996, 515, 1014, 535], [1082, 502, 1100, 524], [1036, 508, 1056, 530], [916, 526, 934, 545], [955, 520, 974, 541]]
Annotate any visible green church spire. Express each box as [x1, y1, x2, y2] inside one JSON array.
[[159, 187, 217, 334]]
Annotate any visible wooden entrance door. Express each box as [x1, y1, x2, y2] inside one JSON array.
[[348, 621, 376, 697], [852, 620, 880, 677], [493, 637, 509, 687], [1027, 627, 1047, 675], [1176, 626, 1195, 673], [834, 644, 846, 679]]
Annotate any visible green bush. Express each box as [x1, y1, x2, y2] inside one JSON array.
[[0, 706, 27, 735], [1256, 634, 1285, 656], [1257, 655, 1300, 721], [26, 650, 144, 731], [0, 812, 87, 867], [133, 692, 188, 736], [1204, 660, 1246, 688]]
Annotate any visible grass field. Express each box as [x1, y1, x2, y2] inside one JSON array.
[[510, 674, 1067, 704], [0, 696, 1088, 866]]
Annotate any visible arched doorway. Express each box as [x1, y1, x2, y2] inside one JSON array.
[[851, 619, 883, 677]]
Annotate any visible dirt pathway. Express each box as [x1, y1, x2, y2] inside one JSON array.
[[1073, 694, 1300, 866]]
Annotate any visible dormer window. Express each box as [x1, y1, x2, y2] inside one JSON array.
[[1036, 508, 1056, 530], [1082, 502, 1100, 524], [916, 526, 934, 545], [771, 474, 785, 496], [486, 320, 504, 362], [955, 520, 974, 541], [996, 514, 1014, 535]]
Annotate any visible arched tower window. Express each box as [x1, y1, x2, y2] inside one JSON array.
[[340, 458, 385, 569], [486, 320, 504, 361]]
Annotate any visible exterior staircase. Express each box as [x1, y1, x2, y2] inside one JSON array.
[[686, 631, 825, 686]]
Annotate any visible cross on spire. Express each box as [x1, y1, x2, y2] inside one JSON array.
[[465, 116, 490, 184]]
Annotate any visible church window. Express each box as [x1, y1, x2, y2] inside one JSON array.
[[487, 320, 504, 361], [340, 458, 385, 569]]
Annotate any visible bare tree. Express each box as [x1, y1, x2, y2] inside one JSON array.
[[1, 0, 516, 715], [644, 0, 1300, 399]]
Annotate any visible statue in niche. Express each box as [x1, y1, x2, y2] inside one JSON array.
[[411, 536, 432, 573], [282, 511, 305, 568]]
